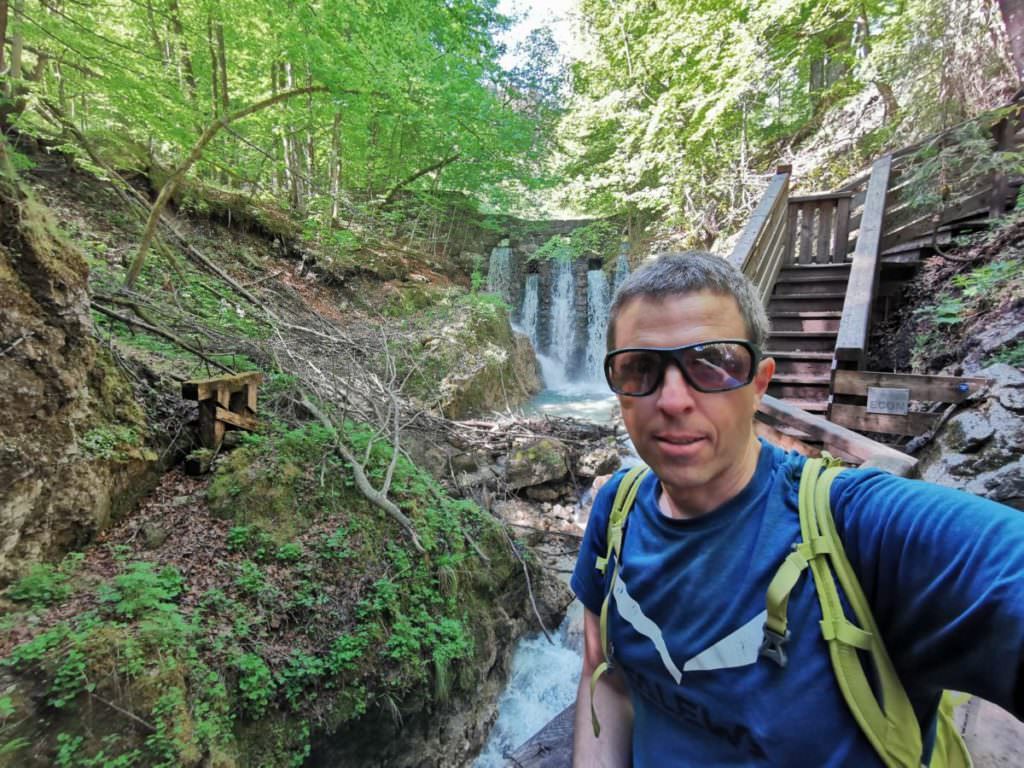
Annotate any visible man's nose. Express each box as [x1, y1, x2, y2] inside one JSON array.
[[656, 362, 696, 413]]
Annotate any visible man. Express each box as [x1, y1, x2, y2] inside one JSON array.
[[571, 251, 1024, 766]]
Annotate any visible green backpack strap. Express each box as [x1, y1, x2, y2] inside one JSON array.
[[769, 455, 971, 768], [589, 464, 649, 738]]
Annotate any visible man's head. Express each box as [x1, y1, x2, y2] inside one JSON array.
[[604, 251, 774, 519], [607, 251, 769, 351]]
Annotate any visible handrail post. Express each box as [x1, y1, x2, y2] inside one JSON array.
[[834, 155, 892, 369], [729, 165, 791, 303]]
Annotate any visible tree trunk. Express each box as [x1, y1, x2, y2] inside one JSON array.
[[124, 85, 330, 289], [998, 0, 1024, 85], [329, 110, 342, 224], [207, 14, 220, 116], [216, 19, 228, 113], [0, 0, 8, 88], [10, 0, 22, 82], [168, 0, 197, 105], [282, 61, 305, 212]]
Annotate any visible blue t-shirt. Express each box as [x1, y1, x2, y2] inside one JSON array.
[[571, 440, 1024, 766]]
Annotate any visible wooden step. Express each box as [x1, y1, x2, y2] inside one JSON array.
[[766, 331, 838, 352], [769, 311, 842, 333], [773, 279, 849, 296], [773, 360, 833, 377], [770, 373, 831, 385], [768, 293, 846, 313], [768, 383, 832, 401], [777, 399, 829, 413]]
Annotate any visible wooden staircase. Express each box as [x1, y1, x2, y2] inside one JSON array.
[[765, 262, 849, 413]]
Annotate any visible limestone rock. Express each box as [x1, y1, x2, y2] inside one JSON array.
[[576, 445, 620, 478], [505, 437, 570, 489], [918, 364, 1024, 511]]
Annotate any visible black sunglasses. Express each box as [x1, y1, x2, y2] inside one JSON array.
[[604, 340, 761, 397]]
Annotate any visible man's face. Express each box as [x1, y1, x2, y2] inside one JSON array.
[[612, 291, 774, 518]]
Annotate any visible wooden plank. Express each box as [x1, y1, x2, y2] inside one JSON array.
[[758, 394, 917, 475], [182, 372, 263, 401], [829, 403, 940, 436], [729, 171, 790, 273], [215, 406, 259, 431], [835, 155, 892, 368], [787, 191, 854, 203], [784, 202, 799, 266], [831, 370, 989, 402], [833, 196, 851, 262], [816, 199, 835, 264], [753, 198, 790, 304], [506, 704, 574, 767], [799, 202, 814, 265]]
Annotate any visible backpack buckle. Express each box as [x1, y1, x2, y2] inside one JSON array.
[[759, 627, 791, 668]]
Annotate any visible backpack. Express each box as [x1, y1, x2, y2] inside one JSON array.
[[589, 456, 972, 768]]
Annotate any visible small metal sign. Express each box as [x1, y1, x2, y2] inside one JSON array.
[[866, 387, 910, 415]]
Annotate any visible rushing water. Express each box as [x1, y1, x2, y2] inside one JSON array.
[[474, 604, 584, 767], [517, 273, 540, 344], [584, 269, 611, 383], [548, 260, 576, 368]]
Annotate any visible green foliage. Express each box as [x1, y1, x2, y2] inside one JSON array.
[[234, 653, 276, 718], [79, 425, 142, 460], [989, 341, 1024, 367], [6, 553, 83, 606]]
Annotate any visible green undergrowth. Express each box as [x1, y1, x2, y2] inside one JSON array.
[[0, 418, 519, 767], [388, 288, 514, 408], [532, 219, 620, 268]]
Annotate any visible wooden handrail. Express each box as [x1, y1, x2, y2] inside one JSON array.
[[834, 155, 892, 368], [757, 395, 917, 476], [729, 166, 791, 304]]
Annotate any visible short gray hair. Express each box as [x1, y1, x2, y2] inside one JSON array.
[[607, 251, 770, 350]]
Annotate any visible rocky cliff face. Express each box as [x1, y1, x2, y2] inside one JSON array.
[[0, 146, 158, 584]]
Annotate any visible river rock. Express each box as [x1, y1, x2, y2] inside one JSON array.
[[576, 445, 621, 478], [918, 364, 1024, 510], [505, 437, 570, 489]]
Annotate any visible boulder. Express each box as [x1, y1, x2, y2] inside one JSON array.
[[505, 437, 570, 490], [576, 445, 621, 478], [918, 364, 1024, 511]]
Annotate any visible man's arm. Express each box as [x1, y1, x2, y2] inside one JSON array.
[[573, 607, 633, 767]]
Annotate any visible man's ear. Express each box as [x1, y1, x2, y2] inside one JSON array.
[[753, 356, 775, 398]]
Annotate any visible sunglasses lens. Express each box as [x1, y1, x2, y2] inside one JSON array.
[[606, 350, 664, 395], [682, 343, 754, 392]]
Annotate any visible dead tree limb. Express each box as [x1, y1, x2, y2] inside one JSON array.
[[300, 393, 425, 553]]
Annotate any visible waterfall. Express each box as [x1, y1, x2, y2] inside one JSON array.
[[613, 250, 630, 293], [515, 273, 540, 346], [584, 270, 610, 383], [548, 259, 576, 368], [487, 240, 513, 302], [474, 605, 583, 767]]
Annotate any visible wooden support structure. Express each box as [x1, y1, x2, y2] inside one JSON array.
[[181, 372, 262, 455], [834, 155, 892, 369], [729, 166, 791, 305], [828, 370, 989, 437], [758, 394, 917, 475]]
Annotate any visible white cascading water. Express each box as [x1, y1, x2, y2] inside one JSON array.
[[548, 259, 575, 369], [487, 240, 514, 302], [584, 269, 610, 384], [514, 273, 540, 346], [474, 604, 583, 767], [613, 251, 630, 293]]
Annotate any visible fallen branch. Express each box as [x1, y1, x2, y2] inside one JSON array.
[[300, 393, 425, 553], [90, 301, 234, 375], [501, 526, 553, 644]]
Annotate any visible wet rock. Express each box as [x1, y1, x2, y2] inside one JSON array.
[[576, 445, 621, 478], [943, 411, 995, 453], [505, 437, 570, 489], [919, 364, 1024, 511], [525, 483, 562, 502]]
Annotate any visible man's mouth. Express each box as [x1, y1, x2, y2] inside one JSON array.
[[655, 434, 705, 446]]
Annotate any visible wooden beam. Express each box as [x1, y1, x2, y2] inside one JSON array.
[[787, 191, 855, 203], [829, 404, 940, 437], [215, 406, 259, 431], [758, 394, 917, 476], [729, 171, 790, 273], [835, 155, 892, 367], [182, 371, 263, 401], [832, 370, 990, 402]]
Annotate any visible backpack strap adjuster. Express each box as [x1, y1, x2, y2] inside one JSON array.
[[758, 626, 791, 668]]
